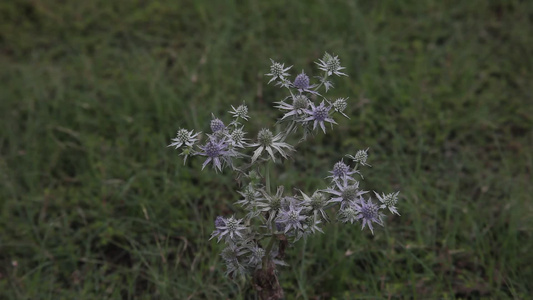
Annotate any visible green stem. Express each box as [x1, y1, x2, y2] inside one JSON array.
[[262, 234, 277, 270], [265, 161, 271, 194]]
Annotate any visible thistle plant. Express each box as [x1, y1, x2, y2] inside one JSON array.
[[169, 53, 401, 299]]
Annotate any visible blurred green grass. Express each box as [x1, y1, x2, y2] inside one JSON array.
[[0, 0, 532, 298]]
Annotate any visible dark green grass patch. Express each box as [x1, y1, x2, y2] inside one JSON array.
[[1, 0, 532, 298]]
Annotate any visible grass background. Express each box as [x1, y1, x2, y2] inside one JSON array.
[[1, 0, 532, 298]]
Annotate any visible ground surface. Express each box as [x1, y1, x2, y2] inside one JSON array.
[[1, 0, 532, 299]]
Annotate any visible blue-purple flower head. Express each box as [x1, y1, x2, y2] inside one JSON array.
[[303, 101, 337, 133], [327, 160, 360, 183], [210, 117, 225, 133], [276, 202, 306, 233], [214, 216, 225, 230], [198, 136, 231, 171], [352, 197, 384, 234], [293, 70, 310, 90]]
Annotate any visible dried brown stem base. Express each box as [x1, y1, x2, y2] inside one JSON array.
[[253, 259, 284, 300]]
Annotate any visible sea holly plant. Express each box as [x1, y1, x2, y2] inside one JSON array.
[[169, 53, 401, 299]]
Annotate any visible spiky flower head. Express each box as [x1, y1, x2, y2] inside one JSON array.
[[309, 192, 327, 211], [316, 52, 347, 76], [210, 116, 225, 133], [296, 212, 324, 241], [324, 180, 368, 207], [214, 216, 226, 230], [352, 197, 383, 234], [221, 244, 245, 263], [229, 126, 248, 148], [229, 103, 249, 121], [210, 215, 248, 242], [247, 243, 266, 268], [293, 70, 310, 91], [275, 94, 310, 121], [293, 95, 309, 110], [327, 160, 360, 184], [178, 146, 194, 164], [333, 97, 349, 118], [251, 129, 294, 162], [220, 243, 249, 278], [168, 128, 199, 149], [257, 128, 274, 146], [301, 191, 329, 221], [337, 201, 359, 224], [257, 186, 284, 213], [303, 101, 337, 134], [198, 137, 231, 171], [266, 59, 292, 84], [322, 52, 333, 62], [236, 184, 263, 209], [342, 185, 361, 202], [224, 260, 247, 278], [374, 191, 400, 215], [276, 202, 306, 234], [347, 148, 371, 166]]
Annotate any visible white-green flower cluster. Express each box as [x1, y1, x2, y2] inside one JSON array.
[[169, 53, 401, 281]]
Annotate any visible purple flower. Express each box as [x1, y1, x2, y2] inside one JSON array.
[[294, 71, 310, 90], [276, 202, 306, 233], [293, 70, 318, 94], [303, 101, 337, 133], [352, 197, 384, 234], [326, 160, 360, 184], [198, 136, 234, 172], [210, 117, 225, 133]]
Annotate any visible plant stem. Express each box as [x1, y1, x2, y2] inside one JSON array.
[[262, 234, 277, 270], [265, 161, 272, 194]]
